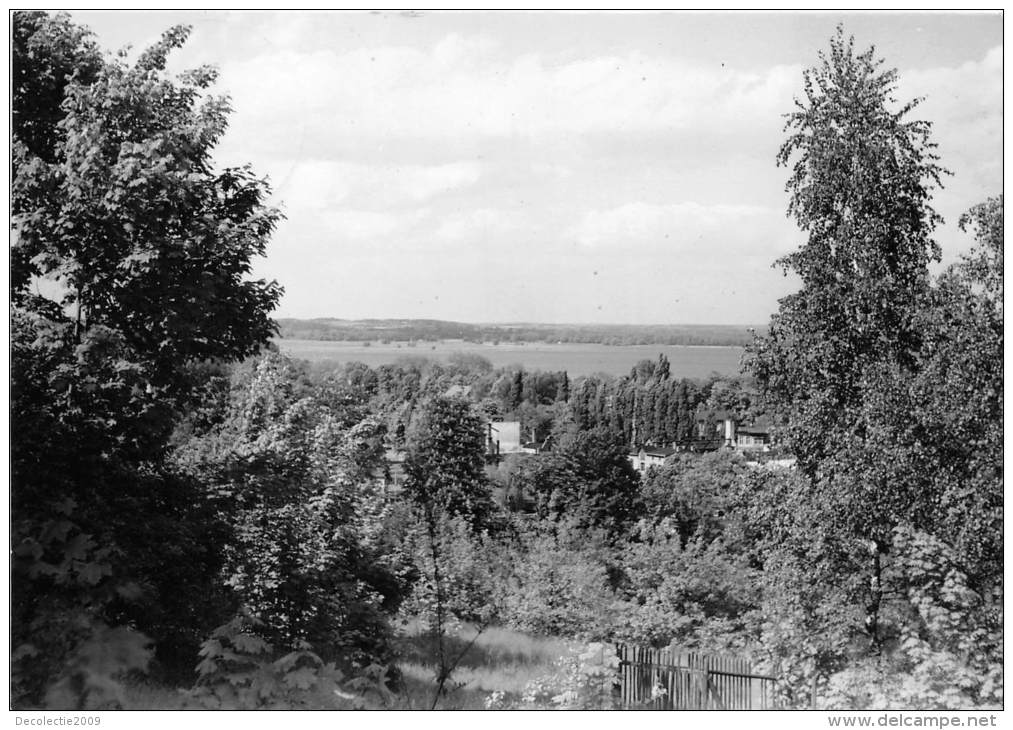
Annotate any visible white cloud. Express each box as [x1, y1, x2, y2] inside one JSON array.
[[192, 19, 998, 322], [903, 45, 1001, 116], [433, 208, 515, 243], [530, 162, 572, 179], [569, 201, 795, 258], [275, 160, 483, 211], [900, 45, 1002, 169], [898, 46, 1003, 261], [217, 36, 801, 148], [432, 33, 499, 66], [320, 208, 430, 240], [393, 161, 483, 202]]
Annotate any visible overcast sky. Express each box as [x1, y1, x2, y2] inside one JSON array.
[[71, 11, 1003, 325]]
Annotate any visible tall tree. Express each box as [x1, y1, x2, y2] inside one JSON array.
[[655, 353, 671, 381], [508, 370, 524, 410], [401, 396, 498, 707], [555, 370, 570, 403], [743, 28, 1001, 705], [652, 385, 670, 445], [403, 396, 495, 532], [746, 26, 945, 477], [12, 16, 282, 706], [744, 25, 945, 663]]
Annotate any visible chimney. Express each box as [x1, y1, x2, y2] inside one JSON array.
[[724, 417, 736, 447]]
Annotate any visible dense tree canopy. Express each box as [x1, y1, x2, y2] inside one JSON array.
[[13, 22, 281, 382], [522, 428, 642, 536], [744, 26, 948, 593], [11, 14, 284, 706], [12, 11, 103, 166], [743, 27, 1002, 704], [746, 26, 946, 477], [172, 353, 397, 666]]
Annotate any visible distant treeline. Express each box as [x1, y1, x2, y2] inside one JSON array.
[[298, 350, 763, 451], [277, 318, 764, 347]]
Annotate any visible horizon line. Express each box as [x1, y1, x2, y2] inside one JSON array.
[[275, 316, 768, 328]]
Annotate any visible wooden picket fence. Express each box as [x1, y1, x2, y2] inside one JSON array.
[[616, 644, 780, 710]]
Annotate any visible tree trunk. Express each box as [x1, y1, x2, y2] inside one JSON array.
[[866, 538, 886, 653]]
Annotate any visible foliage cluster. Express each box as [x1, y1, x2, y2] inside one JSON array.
[[743, 27, 1002, 708], [10, 13, 392, 709], [11, 13, 283, 706]]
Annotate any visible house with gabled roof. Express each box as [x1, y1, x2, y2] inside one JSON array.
[[735, 422, 771, 452], [628, 445, 679, 476]]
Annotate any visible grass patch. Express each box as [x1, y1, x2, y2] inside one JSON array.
[[121, 622, 575, 709], [393, 621, 573, 709]]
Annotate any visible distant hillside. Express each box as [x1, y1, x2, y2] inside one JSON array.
[[275, 318, 765, 347]]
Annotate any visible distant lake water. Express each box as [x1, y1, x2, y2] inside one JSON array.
[[275, 339, 745, 379]]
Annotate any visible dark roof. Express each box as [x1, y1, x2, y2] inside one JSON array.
[[685, 438, 724, 452], [737, 425, 770, 436], [643, 446, 678, 457]]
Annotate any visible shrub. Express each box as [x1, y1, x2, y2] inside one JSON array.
[[184, 611, 394, 710], [403, 515, 504, 629], [42, 623, 152, 710], [499, 523, 618, 640], [821, 525, 1002, 710], [616, 519, 761, 651], [173, 354, 398, 667]]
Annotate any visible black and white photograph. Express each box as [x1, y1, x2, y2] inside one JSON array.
[[9, 8, 1003, 718]]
